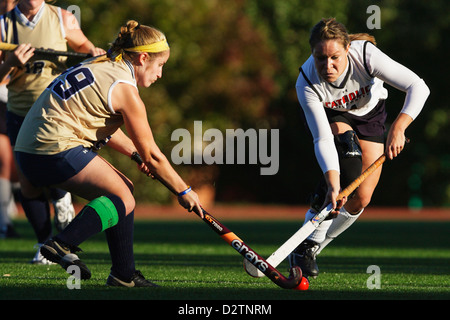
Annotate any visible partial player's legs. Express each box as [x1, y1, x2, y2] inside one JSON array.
[[40, 156, 156, 286], [0, 133, 18, 239], [290, 124, 384, 277], [315, 139, 384, 254], [344, 139, 384, 213], [40, 155, 132, 275]]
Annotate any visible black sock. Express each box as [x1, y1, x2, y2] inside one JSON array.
[[20, 192, 51, 243], [55, 205, 102, 247], [106, 210, 135, 282], [49, 188, 68, 201], [55, 195, 126, 248]]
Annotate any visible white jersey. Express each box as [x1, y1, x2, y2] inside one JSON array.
[[299, 41, 388, 117], [296, 40, 429, 174]]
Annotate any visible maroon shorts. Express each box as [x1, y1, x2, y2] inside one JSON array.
[[325, 99, 387, 143]]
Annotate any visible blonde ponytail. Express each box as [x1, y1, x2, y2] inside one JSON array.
[[89, 20, 168, 64], [108, 20, 169, 62]]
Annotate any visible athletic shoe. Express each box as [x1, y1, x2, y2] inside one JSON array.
[[106, 270, 159, 287], [288, 239, 320, 278], [40, 238, 91, 280], [53, 193, 75, 232], [30, 243, 55, 265]]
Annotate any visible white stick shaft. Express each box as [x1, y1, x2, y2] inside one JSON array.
[[244, 153, 387, 278], [244, 220, 317, 277], [244, 203, 333, 278]]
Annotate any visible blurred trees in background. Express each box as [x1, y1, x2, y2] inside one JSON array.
[[59, 0, 449, 207]]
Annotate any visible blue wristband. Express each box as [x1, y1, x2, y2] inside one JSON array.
[[178, 186, 191, 197]]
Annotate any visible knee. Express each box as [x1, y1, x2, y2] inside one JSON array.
[[121, 194, 136, 215], [347, 193, 371, 213], [101, 194, 135, 219], [18, 177, 43, 199], [119, 178, 135, 213]]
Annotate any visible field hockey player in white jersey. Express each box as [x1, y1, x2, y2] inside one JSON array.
[[290, 18, 430, 278], [14, 20, 203, 287]]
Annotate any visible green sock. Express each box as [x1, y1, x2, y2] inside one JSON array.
[[56, 195, 126, 247]]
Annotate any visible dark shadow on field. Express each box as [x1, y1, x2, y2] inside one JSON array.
[[131, 220, 450, 249], [5, 220, 450, 273], [2, 281, 447, 300], [315, 255, 450, 275], [2, 220, 449, 300], [8, 219, 450, 249]]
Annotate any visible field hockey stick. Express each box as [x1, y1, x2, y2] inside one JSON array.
[[130, 152, 302, 289], [245, 137, 411, 277], [244, 152, 388, 278], [199, 209, 302, 289], [0, 42, 91, 58]]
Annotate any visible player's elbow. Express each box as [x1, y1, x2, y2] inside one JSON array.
[[144, 150, 168, 172]]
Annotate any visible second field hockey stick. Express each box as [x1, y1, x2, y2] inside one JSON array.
[[244, 153, 388, 278], [130, 152, 302, 289], [0, 42, 91, 58]]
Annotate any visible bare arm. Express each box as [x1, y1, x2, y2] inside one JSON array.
[[107, 128, 136, 158], [61, 9, 105, 56], [106, 128, 155, 177], [111, 82, 203, 215]]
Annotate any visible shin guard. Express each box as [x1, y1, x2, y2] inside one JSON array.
[[335, 130, 363, 191]]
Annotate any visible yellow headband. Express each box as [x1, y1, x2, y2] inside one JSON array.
[[124, 39, 170, 53], [111, 39, 170, 62]]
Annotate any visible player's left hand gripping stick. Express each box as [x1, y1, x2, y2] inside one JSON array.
[[131, 152, 302, 289]]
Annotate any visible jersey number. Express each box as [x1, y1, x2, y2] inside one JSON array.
[[25, 61, 45, 74], [52, 67, 95, 101]]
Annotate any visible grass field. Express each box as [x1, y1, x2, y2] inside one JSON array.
[[1, 214, 449, 306]]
